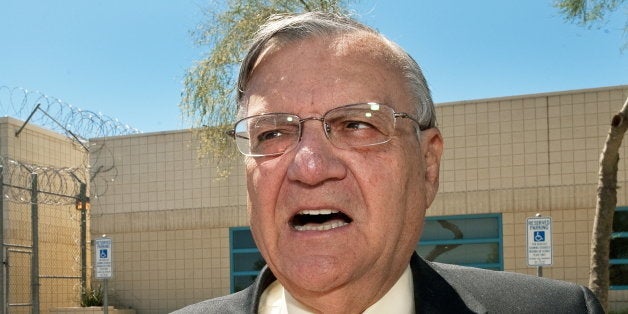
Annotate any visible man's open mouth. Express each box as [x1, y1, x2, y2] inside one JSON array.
[[291, 209, 353, 231]]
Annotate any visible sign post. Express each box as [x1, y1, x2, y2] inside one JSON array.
[[526, 214, 552, 277], [94, 236, 112, 314]]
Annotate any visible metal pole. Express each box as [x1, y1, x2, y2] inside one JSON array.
[[14, 104, 41, 137], [535, 213, 543, 277], [537, 266, 543, 277], [103, 279, 108, 314], [3, 247, 7, 314], [30, 173, 39, 314], [0, 165, 5, 314], [79, 183, 87, 293]]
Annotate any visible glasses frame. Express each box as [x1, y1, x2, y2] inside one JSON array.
[[226, 102, 428, 157]]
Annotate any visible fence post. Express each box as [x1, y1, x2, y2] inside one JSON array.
[[0, 165, 5, 314], [79, 183, 87, 293], [30, 173, 39, 314]]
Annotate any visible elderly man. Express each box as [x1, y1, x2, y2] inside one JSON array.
[[176, 11, 603, 314]]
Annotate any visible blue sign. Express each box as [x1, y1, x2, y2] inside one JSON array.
[[534, 231, 545, 242], [100, 249, 108, 259]]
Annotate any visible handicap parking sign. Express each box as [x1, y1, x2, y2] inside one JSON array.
[[95, 237, 112, 278], [527, 216, 552, 266]]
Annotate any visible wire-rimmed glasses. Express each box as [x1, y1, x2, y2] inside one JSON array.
[[226, 102, 426, 157]]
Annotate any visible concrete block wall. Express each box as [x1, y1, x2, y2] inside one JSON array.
[[431, 85, 628, 311], [90, 130, 247, 312]]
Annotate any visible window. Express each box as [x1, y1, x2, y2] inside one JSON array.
[[610, 206, 628, 290], [230, 227, 265, 292], [417, 214, 503, 270], [230, 214, 504, 291]]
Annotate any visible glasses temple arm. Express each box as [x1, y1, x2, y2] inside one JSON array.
[[394, 112, 430, 131], [225, 129, 250, 140]]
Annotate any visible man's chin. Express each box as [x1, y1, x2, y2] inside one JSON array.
[[274, 255, 352, 293]]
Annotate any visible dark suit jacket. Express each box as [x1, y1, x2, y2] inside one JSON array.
[[173, 253, 603, 313]]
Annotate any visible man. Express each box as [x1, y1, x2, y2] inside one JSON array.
[[176, 11, 603, 313]]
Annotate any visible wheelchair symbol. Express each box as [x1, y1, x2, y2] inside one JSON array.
[[533, 231, 545, 242], [99, 249, 108, 259]]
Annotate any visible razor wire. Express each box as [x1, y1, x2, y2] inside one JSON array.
[[0, 85, 140, 204], [0, 86, 140, 140], [0, 156, 87, 205]]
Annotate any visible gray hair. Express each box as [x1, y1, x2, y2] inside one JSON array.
[[236, 11, 437, 129]]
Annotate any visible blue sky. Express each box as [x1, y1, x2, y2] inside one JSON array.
[[1, 0, 626, 133]]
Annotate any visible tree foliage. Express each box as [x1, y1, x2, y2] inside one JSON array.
[[180, 0, 353, 173], [553, 0, 627, 50], [554, 0, 625, 25]]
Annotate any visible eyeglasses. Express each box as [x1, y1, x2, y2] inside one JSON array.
[[226, 102, 427, 157]]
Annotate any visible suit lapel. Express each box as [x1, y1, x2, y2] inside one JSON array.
[[410, 253, 487, 313], [248, 266, 277, 314]]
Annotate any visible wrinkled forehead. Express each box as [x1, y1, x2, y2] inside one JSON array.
[[256, 31, 403, 76], [239, 32, 408, 114]]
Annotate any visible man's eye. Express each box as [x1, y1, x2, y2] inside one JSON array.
[[344, 121, 375, 130], [257, 130, 284, 142]]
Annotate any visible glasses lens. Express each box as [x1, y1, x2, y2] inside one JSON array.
[[324, 103, 395, 149], [234, 114, 300, 156]]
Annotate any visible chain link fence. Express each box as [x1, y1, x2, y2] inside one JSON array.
[[1, 86, 140, 313], [3, 164, 84, 313], [5, 201, 33, 314]]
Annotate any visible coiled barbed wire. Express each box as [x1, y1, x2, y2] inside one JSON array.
[[0, 86, 141, 139], [0, 86, 140, 204], [1, 156, 87, 205]]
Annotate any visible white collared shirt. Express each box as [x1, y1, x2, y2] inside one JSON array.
[[259, 265, 415, 314]]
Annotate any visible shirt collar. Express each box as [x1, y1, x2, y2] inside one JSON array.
[[259, 265, 415, 314]]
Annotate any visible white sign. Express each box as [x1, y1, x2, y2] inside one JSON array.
[[527, 216, 552, 266], [94, 237, 112, 279]]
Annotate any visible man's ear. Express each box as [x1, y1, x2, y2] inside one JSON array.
[[421, 128, 443, 204]]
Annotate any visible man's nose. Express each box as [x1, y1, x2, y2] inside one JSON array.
[[286, 121, 347, 185]]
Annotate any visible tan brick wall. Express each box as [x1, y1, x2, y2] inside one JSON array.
[[432, 85, 628, 307], [90, 131, 247, 312]]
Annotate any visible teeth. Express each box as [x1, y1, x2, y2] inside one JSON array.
[[292, 209, 350, 231], [294, 221, 348, 231], [299, 209, 338, 215]]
